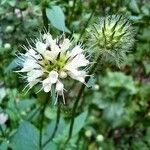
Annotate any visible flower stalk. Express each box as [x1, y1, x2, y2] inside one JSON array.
[[39, 96, 49, 149], [42, 102, 61, 148], [67, 54, 101, 142]]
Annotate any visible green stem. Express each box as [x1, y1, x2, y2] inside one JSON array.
[[0, 125, 5, 137], [42, 7, 48, 30], [27, 105, 42, 121], [69, 0, 77, 22], [66, 55, 101, 142], [78, 10, 95, 41], [39, 100, 48, 149], [42, 103, 61, 148]]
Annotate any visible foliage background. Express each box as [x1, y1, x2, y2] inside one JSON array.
[[0, 0, 150, 149]]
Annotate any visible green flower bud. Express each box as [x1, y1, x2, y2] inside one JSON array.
[[4, 43, 11, 50], [96, 134, 104, 142], [88, 15, 135, 65], [85, 130, 92, 138], [5, 25, 14, 33]]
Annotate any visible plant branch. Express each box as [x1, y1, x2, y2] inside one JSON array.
[[69, 0, 77, 22], [27, 105, 42, 121], [0, 125, 5, 137], [39, 98, 49, 149], [66, 55, 101, 142], [42, 6, 48, 30], [78, 10, 95, 41], [42, 102, 61, 148]]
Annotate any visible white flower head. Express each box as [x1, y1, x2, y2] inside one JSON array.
[[17, 32, 90, 104], [0, 113, 8, 125]]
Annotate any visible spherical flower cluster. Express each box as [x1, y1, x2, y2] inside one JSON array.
[[17, 33, 89, 104], [88, 15, 135, 65]]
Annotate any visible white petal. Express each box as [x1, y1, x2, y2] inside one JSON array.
[[43, 34, 61, 60], [64, 54, 89, 70], [44, 84, 51, 93], [36, 41, 46, 54], [68, 70, 86, 83], [20, 59, 40, 72], [56, 81, 64, 93], [68, 45, 83, 58], [44, 50, 60, 61], [27, 70, 43, 82], [42, 78, 52, 93], [60, 38, 71, 52], [25, 49, 36, 57], [0, 113, 8, 125], [28, 78, 40, 88], [25, 49, 41, 60], [43, 33, 53, 46], [48, 71, 58, 84], [55, 81, 65, 104]]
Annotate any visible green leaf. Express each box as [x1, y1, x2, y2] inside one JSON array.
[[5, 57, 23, 73], [54, 111, 88, 144], [10, 121, 39, 150], [43, 142, 57, 150], [102, 72, 137, 94], [103, 102, 124, 123], [0, 140, 8, 150], [46, 6, 70, 33], [129, 0, 140, 14], [43, 118, 66, 144], [16, 99, 35, 111], [71, 111, 88, 136], [143, 61, 150, 74], [63, 111, 88, 136], [87, 76, 96, 88], [0, 86, 6, 102], [8, 0, 16, 7], [145, 127, 150, 145]]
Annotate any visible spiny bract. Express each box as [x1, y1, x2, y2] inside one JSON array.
[[88, 15, 135, 65]]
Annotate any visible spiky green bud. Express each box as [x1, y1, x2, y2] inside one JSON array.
[[88, 15, 135, 65]]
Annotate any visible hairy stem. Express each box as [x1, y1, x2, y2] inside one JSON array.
[[27, 105, 42, 121], [69, 0, 77, 22], [78, 10, 95, 41], [0, 125, 5, 137], [39, 102, 47, 149], [42, 103, 61, 148], [42, 6, 48, 30], [66, 55, 101, 142]]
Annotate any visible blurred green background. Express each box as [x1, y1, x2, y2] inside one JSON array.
[[0, 0, 150, 149]]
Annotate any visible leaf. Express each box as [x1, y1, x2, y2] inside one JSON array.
[[71, 111, 88, 136], [93, 92, 109, 109], [102, 72, 137, 94], [0, 140, 9, 150], [0, 86, 6, 102], [43, 142, 57, 150], [10, 121, 39, 150], [46, 6, 70, 33], [5, 57, 23, 73], [103, 102, 124, 122], [16, 99, 35, 111], [63, 111, 88, 136], [43, 118, 66, 147], [54, 111, 88, 144], [129, 0, 140, 14], [144, 127, 150, 145], [143, 61, 150, 74], [0, 0, 7, 5], [87, 76, 96, 88]]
